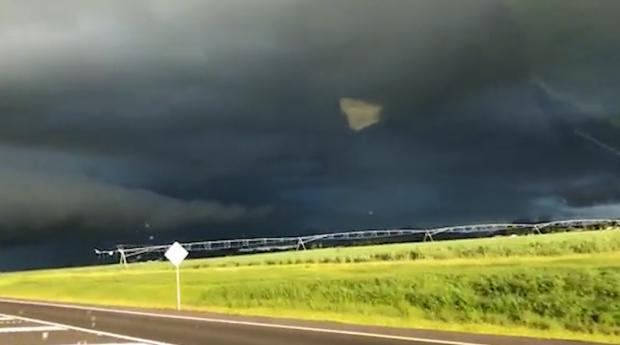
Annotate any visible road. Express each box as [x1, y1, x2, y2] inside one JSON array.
[[0, 298, 603, 345]]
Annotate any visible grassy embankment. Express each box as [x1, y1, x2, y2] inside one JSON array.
[[0, 229, 618, 343]]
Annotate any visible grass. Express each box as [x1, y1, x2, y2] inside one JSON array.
[[0, 229, 618, 343]]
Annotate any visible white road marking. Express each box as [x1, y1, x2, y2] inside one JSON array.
[[0, 299, 488, 345], [53, 343, 152, 345], [0, 312, 174, 345], [0, 325, 65, 333], [0, 316, 12, 321], [0, 321, 22, 325], [0, 320, 19, 323]]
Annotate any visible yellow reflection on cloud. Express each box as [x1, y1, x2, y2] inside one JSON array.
[[339, 97, 382, 131]]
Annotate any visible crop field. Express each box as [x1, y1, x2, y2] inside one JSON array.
[[0, 229, 618, 343]]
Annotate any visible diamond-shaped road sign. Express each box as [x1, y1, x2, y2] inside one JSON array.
[[165, 242, 189, 267]]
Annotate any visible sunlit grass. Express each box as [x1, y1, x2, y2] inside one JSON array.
[[0, 229, 618, 344]]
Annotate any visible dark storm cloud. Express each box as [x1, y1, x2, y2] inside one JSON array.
[[1, 0, 620, 255], [0, 168, 265, 234]]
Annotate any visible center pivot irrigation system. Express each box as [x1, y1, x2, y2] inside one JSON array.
[[95, 218, 618, 267]]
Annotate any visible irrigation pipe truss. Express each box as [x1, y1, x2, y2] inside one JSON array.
[[95, 218, 618, 267]]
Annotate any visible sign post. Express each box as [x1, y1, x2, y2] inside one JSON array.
[[165, 242, 189, 311]]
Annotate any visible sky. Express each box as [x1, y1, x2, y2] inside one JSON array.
[[1, 0, 620, 270]]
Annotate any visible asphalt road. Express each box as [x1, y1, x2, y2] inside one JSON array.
[[0, 298, 603, 345]]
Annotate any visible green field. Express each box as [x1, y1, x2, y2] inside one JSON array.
[[0, 230, 619, 343]]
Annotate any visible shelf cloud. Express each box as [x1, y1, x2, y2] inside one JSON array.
[[0, 0, 619, 268]]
